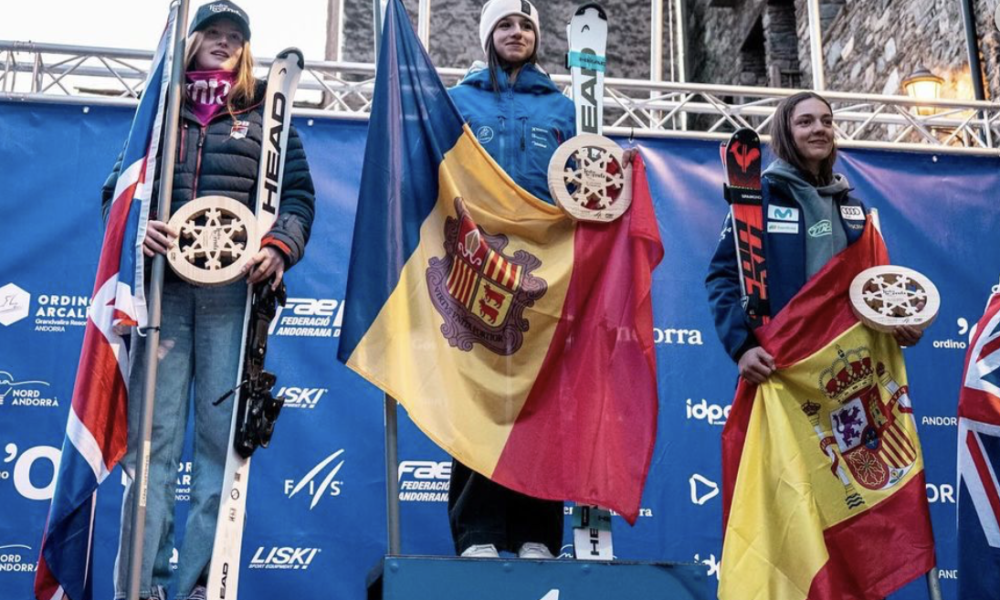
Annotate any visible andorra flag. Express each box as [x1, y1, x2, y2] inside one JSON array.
[[719, 220, 935, 599], [336, 0, 663, 523]]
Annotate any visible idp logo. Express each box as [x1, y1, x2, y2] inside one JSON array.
[[275, 386, 328, 410], [269, 298, 343, 338], [284, 450, 345, 509], [2, 443, 60, 501], [397, 460, 450, 502], [0, 371, 50, 406], [248, 546, 321, 570], [686, 398, 730, 426], [0, 283, 30, 326], [689, 474, 719, 505]]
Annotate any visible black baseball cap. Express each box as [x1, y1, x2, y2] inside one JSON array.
[[189, 1, 251, 41]]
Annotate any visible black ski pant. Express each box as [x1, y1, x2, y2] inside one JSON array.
[[448, 458, 563, 556]]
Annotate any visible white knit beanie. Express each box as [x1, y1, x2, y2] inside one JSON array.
[[479, 0, 541, 55]]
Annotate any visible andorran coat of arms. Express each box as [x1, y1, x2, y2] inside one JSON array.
[[426, 198, 547, 355], [800, 345, 918, 510]]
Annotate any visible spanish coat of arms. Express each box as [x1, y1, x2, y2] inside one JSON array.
[[800, 345, 918, 510], [426, 198, 547, 356]]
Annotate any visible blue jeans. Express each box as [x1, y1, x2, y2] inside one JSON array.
[[114, 280, 246, 599]]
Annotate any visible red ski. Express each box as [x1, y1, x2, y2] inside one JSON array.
[[722, 128, 769, 328]]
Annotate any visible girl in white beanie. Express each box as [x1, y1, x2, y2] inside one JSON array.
[[446, 0, 575, 560]]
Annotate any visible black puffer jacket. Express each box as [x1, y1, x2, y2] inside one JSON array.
[[101, 80, 315, 266]]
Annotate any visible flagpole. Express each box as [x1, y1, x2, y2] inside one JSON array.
[[372, 0, 402, 557], [126, 1, 189, 599], [926, 568, 942, 600]]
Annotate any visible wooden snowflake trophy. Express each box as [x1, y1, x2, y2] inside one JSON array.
[[849, 266, 940, 333], [166, 195, 259, 286], [548, 3, 632, 223]]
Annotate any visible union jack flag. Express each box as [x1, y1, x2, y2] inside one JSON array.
[[957, 285, 1000, 600], [34, 9, 176, 600]]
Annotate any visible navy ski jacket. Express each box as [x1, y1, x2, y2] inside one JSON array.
[[101, 80, 315, 267], [448, 63, 576, 203], [705, 172, 869, 362]]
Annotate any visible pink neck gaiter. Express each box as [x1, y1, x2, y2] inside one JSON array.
[[186, 70, 236, 126]]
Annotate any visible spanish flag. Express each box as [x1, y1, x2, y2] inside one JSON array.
[[336, 0, 663, 523], [719, 220, 935, 599]]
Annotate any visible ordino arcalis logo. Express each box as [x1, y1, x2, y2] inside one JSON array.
[[426, 198, 546, 355], [0, 283, 30, 327]]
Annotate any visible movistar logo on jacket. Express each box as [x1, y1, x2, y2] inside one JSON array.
[[767, 205, 799, 222], [808, 219, 833, 237]]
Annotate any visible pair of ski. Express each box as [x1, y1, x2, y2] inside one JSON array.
[[203, 48, 305, 600], [722, 128, 770, 329]]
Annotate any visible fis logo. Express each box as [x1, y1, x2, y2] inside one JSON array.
[[397, 460, 450, 502], [0, 371, 53, 407], [248, 546, 321, 570], [686, 398, 730, 426], [283, 450, 345, 509], [2, 443, 60, 501], [269, 298, 344, 339], [275, 386, 328, 410], [689, 474, 720, 505], [0, 543, 36, 573], [693, 553, 721, 580], [0, 283, 30, 326]]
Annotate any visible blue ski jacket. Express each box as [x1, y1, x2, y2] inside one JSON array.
[[448, 63, 576, 204], [705, 172, 869, 362]]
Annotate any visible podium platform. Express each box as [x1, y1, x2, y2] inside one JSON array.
[[367, 555, 713, 600]]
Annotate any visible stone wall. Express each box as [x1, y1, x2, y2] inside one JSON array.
[[688, 0, 1000, 100], [340, 0, 671, 81]]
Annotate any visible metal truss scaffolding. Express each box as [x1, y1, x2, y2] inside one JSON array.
[[3, 40, 999, 156]]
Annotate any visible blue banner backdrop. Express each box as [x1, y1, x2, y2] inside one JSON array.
[[1, 101, 998, 600]]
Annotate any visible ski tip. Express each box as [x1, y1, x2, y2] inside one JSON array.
[[575, 3, 607, 20], [276, 47, 305, 70]]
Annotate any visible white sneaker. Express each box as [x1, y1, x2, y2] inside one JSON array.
[[517, 542, 554, 559], [186, 585, 207, 600], [460, 543, 500, 558]]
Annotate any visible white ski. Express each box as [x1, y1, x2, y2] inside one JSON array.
[[566, 4, 616, 559], [206, 47, 304, 600], [566, 3, 608, 136]]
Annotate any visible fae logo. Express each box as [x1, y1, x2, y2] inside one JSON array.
[[0, 543, 36, 573], [275, 386, 328, 410], [397, 460, 450, 502], [926, 483, 956, 504], [686, 398, 730, 426], [693, 553, 721, 580], [689, 474, 720, 505], [284, 450, 345, 509], [269, 298, 343, 338], [3, 443, 61, 501], [0, 284, 30, 326], [653, 327, 703, 346], [0, 371, 54, 407], [248, 546, 321, 571]]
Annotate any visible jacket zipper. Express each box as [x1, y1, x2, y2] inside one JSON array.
[[178, 121, 188, 163], [498, 116, 507, 169], [190, 125, 207, 200]]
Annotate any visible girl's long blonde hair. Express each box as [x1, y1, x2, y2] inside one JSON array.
[[184, 30, 257, 117]]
